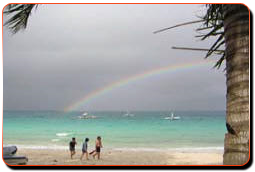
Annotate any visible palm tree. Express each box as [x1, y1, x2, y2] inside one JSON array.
[[220, 4, 249, 165], [198, 4, 249, 165], [4, 4, 250, 165]]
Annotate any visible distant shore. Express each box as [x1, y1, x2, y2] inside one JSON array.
[[9, 148, 223, 165]]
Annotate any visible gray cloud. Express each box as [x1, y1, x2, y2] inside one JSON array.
[[3, 4, 226, 111]]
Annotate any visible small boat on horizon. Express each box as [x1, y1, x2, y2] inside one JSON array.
[[123, 111, 135, 117], [78, 112, 98, 119], [164, 112, 180, 121]]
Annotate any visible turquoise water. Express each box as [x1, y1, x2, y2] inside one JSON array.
[[3, 111, 226, 151]]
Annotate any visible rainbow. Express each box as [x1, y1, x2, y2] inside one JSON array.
[[64, 60, 215, 112]]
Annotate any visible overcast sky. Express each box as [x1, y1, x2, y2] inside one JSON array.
[[3, 4, 226, 111]]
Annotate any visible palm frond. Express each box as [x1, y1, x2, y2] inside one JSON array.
[[201, 22, 224, 40], [214, 54, 225, 69], [195, 31, 224, 38], [4, 4, 38, 34], [199, 4, 225, 68], [205, 34, 225, 58], [153, 20, 204, 34], [172, 46, 224, 53]]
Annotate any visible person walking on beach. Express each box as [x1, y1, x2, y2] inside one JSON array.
[[69, 137, 77, 159], [90, 136, 103, 160], [80, 138, 89, 160]]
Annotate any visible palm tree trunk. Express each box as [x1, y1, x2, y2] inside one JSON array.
[[223, 4, 250, 165]]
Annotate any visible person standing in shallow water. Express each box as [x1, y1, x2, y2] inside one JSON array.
[[69, 137, 77, 159]]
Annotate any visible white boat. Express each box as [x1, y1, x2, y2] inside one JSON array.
[[78, 112, 98, 119], [123, 111, 134, 117], [164, 112, 180, 120], [81, 112, 88, 116]]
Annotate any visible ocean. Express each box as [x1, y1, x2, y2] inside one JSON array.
[[3, 111, 226, 152]]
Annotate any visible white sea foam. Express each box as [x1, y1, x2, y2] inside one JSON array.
[[12, 144, 68, 150], [56, 132, 72, 137], [113, 147, 224, 153], [51, 139, 60, 142]]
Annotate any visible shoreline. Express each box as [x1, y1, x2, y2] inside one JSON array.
[[9, 148, 223, 165]]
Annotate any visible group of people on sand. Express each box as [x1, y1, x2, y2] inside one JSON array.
[[69, 136, 103, 160]]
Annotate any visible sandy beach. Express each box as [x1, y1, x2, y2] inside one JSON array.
[[9, 148, 223, 165]]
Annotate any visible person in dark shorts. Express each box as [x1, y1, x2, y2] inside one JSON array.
[[80, 138, 89, 160], [91, 136, 103, 159], [69, 137, 77, 159]]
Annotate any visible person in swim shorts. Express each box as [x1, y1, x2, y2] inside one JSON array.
[[92, 136, 103, 160]]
